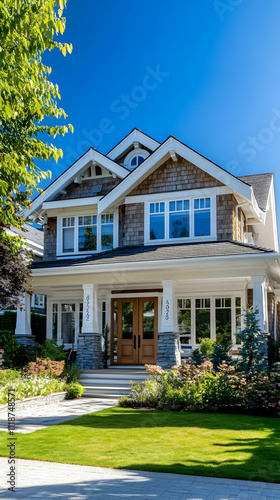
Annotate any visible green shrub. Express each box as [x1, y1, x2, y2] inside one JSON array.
[[199, 338, 215, 357], [0, 369, 21, 387], [118, 396, 134, 407], [0, 312, 16, 332], [64, 382, 85, 399], [31, 313, 46, 344], [0, 331, 19, 367], [65, 363, 82, 383], [210, 341, 232, 371], [25, 358, 65, 378], [37, 339, 67, 361], [237, 308, 267, 374]]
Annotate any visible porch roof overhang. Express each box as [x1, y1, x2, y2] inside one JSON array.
[[31, 241, 280, 281]]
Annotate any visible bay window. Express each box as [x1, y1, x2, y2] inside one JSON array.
[[59, 212, 115, 255], [147, 196, 214, 243]]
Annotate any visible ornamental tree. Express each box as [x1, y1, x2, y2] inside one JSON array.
[[237, 308, 267, 374], [0, 0, 73, 250]]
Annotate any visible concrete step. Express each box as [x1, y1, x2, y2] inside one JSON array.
[[81, 385, 131, 393], [83, 392, 126, 399], [80, 374, 147, 382], [80, 365, 149, 398]]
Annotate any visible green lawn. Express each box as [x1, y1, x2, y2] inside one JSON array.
[[1, 408, 280, 482]]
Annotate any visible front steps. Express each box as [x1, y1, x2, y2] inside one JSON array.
[[79, 366, 149, 399]]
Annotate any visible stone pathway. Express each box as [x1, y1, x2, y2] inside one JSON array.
[[0, 398, 117, 433], [0, 458, 280, 499]]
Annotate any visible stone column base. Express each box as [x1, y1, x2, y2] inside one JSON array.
[[157, 332, 181, 370], [76, 333, 103, 370], [14, 334, 36, 347]]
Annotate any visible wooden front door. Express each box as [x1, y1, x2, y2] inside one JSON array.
[[111, 298, 158, 365]]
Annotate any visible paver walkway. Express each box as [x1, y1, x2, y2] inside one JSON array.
[[0, 458, 280, 500], [0, 397, 117, 433]]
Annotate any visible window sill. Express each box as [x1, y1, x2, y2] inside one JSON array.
[[144, 236, 217, 246]]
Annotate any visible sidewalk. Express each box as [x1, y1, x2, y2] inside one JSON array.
[[0, 397, 117, 433], [1, 458, 280, 499]]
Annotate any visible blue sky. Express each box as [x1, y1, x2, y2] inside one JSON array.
[[40, 0, 280, 229]]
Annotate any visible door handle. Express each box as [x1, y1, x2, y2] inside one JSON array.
[[138, 335, 141, 348], [133, 335, 136, 349]]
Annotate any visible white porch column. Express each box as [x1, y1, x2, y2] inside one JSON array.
[[161, 280, 174, 333], [15, 294, 31, 335], [252, 276, 268, 332], [82, 283, 99, 333]]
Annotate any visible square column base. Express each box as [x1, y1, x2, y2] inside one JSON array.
[[76, 333, 103, 370], [14, 334, 36, 348], [157, 332, 181, 369]]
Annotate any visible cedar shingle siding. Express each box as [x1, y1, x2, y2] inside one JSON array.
[[57, 177, 120, 200], [130, 157, 223, 195], [44, 217, 57, 260], [119, 203, 144, 246]]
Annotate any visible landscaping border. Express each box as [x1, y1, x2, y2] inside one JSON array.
[[0, 391, 67, 414]]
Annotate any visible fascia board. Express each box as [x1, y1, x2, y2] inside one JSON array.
[[269, 177, 279, 252], [98, 137, 253, 215], [25, 149, 129, 219], [42, 196, 101, 211], [107, 129, 160, 160], [31, 252, 278, 277]]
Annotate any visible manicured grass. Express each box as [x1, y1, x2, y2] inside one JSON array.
[[0, 408, 280, 482]]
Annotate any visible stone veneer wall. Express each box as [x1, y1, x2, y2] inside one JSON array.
[[157, 332, 181, 369], [57, 177, 120, 200], [130, 156, 223, 195], [119, 203, 144, 246]]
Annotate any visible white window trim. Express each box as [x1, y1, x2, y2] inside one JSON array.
[[31, 294, 45, 308], [144, 194, 216, 245], [175, 292, 246, 348], [48, 300, 82, 349], [123, 149, 150, 170], [56, 209, 118, 257]]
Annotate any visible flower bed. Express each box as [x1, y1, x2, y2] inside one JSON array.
[[118, 362, 280, 416], [0, 375, 65, 404]]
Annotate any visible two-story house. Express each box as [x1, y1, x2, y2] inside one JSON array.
[[16, 129, 280, 369]]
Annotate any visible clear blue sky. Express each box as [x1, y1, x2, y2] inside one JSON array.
[[40, 0, 280, 231]]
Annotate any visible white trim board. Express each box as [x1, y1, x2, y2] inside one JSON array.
[[107, 128, 159, 161]]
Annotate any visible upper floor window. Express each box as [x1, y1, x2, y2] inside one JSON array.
[[130, 155, 145, 168], [123, 149, 149, 171], [59, 213, 115, 255], [148, 197, 213, 243]]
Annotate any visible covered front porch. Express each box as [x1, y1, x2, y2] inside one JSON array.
[[15, 250, 280, 369]]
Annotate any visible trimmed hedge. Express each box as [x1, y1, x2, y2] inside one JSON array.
[[0, 311, 46, 344]]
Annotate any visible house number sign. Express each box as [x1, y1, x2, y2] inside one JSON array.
[[85, 294, 90, 322], [165, 299, 170, 321]]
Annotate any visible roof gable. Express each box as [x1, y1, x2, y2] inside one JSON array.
[[107, 128, 160, 161], [25, 148, 129, 220], [98, 136, 253, 215]]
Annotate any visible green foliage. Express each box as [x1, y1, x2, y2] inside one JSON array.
[[31, 314, 46, 344], [117, 396, 134, 408], [0, 0, 73, 250], [210, 341, 232, 371], [0, 375, 65, 404], [102, 324, 110, 368], [237, 308, 267, 374], [0, 330, 19, 367], [65, 363, 82, 383], [199, 338, 215, 357], [24, 358, 65, 378], [191, 348, 205, 365], [0, 311, 16, 332], [36, 339, 67, 362], [64, 382, 85, 399], [0, 369, 21, 387]]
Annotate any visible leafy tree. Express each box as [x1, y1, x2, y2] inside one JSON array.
[[0, 242, 33, 308], [0, 0, 73, 250], [237, 308, 267, 374]]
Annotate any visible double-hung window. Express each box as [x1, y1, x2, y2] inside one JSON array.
[[78, 215, 97, 251], [147, 196, 213, 243], [62, 217, 75, 252]]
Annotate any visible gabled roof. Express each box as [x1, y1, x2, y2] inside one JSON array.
[[106, 128, 160, 161], [25, 148, 129, 220], [238, 173, 273, 211], [98, 136, 254, 215]]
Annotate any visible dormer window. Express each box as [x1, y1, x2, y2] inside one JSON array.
[[130, 155, 145, 168]]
